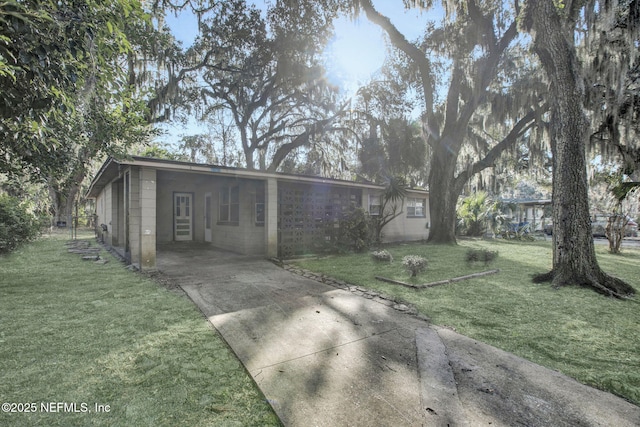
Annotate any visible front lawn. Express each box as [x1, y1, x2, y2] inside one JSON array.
[[293, 238, 640, 406], [0, 233, 281, 427]]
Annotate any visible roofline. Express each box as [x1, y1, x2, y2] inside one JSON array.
[[85, 157, 117, 199], [87, 156, 429, 198], [125, 156, 386, 189]]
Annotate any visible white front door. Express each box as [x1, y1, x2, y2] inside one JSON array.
[[174, 193, 192, 241], [204, 192, 212, 242]]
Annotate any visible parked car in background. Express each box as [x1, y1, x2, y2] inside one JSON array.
[[591, 214, 638, 238], [626, 218, 638, 237]]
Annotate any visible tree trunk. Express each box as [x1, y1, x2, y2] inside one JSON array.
[[47, 149, 89, 228], [426, 136, 461, 244], [48, 182, 81, 224], [605, 214, 626, 254], [523, 0, 635, 298]]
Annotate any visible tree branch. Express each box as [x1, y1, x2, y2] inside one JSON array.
[[456, 107, 540, 186], [357, 0, 434, 115], [266, 102, 349, 172]]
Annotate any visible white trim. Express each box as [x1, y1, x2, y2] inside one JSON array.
[[174, 192, 193, 241], [368, 194, 382, 216]]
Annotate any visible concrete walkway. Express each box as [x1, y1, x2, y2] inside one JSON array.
[[157, 243, 640, 426]]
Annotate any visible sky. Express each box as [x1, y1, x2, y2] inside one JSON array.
[[324, 3, 436, 91], [159, 1, 440, 144]]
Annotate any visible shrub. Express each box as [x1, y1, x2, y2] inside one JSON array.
[[0, 195, 42, 254], [402, 255, 428, 277], [371, 249, 393, 263], [333, 207, 375, 253], [465, 249, 498, 266]]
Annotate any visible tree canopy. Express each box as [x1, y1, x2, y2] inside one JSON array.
[[0, 0, 152, 178], [345, 0, 544, 244], [159, 0, 347, 171]]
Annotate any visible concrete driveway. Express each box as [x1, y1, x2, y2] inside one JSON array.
[[157, 242, 640, 427]]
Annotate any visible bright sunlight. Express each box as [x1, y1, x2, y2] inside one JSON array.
[[324, 16, 387, 91]]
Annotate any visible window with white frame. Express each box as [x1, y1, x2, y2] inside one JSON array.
[[407, 198, 425, 218], [219, 185, 239, 224], [369, 194, 382, 216], [255, 191, 265, 225]]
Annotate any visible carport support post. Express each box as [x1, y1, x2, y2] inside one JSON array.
[[265, 178, 278, 258], [129, 167, 157, 270]]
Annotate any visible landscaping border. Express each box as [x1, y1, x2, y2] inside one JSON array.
[[375, 269, 500, 289], [274, 259, 426, 320]]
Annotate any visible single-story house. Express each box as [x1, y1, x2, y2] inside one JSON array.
[[500, 198, 552, 232], [86, 156, 430, 270]]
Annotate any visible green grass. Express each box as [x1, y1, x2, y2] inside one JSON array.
[[0, 233, 281, 427], [294, 238, 640, 406]]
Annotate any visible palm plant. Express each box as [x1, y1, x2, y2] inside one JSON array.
[[369, 176, 408, 244], [457, 191, 495, 237]]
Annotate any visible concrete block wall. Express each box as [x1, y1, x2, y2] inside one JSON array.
[[384, 191, 430, 242], [128, 167, 141, 266], [109, 183, 119, 246], [155, 171, 207, 243], [265, 178, 278, 258], [95, 185, 109, 242], [155, 170, 266, 255], [116, 180, 125, 247], [139, 167, 157, 269], [212, 179, 265, 255]]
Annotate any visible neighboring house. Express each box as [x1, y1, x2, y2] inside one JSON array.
[[87, 156, 430, 270], [500, 198, 552, 233]]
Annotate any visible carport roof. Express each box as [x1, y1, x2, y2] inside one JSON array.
[[86, 156, 429, 198]]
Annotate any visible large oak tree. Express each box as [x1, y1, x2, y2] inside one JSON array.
[[521, 0, 635, 297], [349, 0, 544, 243]]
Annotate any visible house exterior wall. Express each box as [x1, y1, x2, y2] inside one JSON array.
[[95, 183, 111, 243], [265, 178, 278, 258], [115, 179, 125, 246], [110, 182, 119, 247], [94, 180, 125, 250], [156, 170, 198, 243], [128, 167, 141, 266], [155, 170, 265, 255], [383, 209, 430, 242], [276, 181, 362, 258], [139, 167, 157, 269], [212, 177, 265, 255], [362, 188, 430, 243]]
